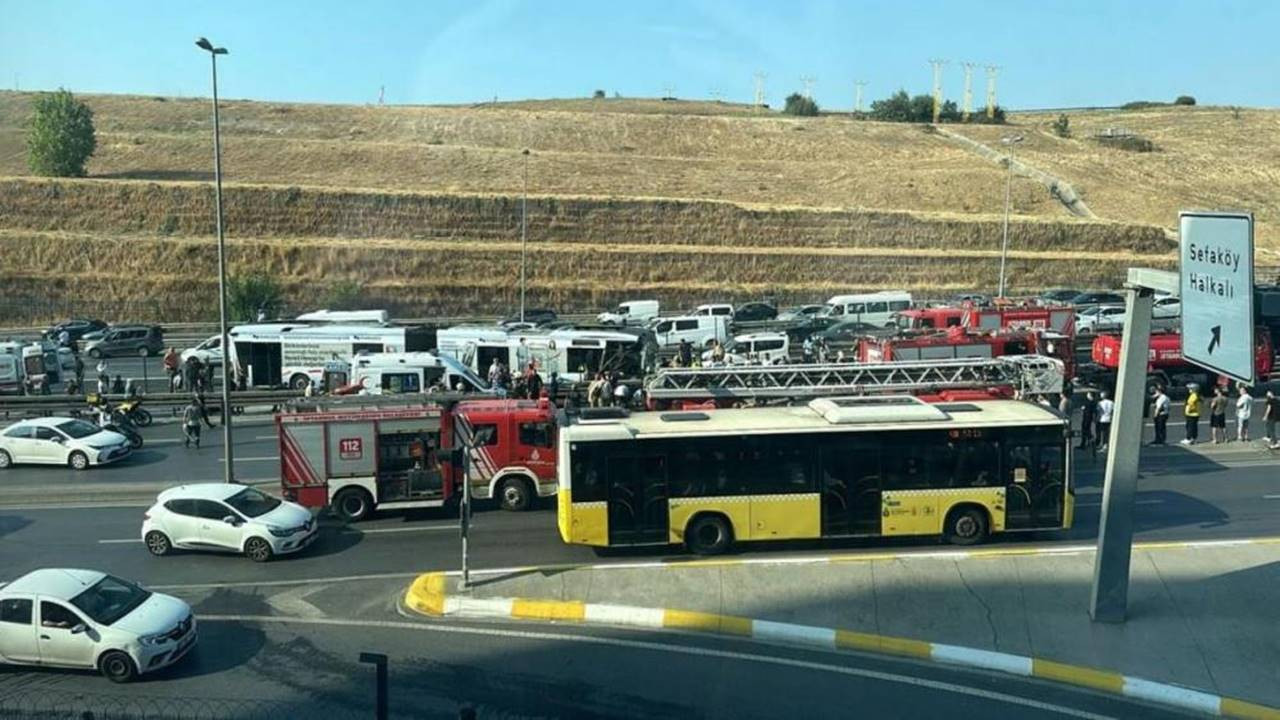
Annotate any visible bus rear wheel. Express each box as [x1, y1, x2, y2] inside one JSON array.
[[945, 507, 988, 546], [333, 487, 372, 522], [686, 514, 732, 555]]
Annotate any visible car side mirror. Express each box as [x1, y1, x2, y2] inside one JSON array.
[[222, 515, 240, 526], [70, 623, 87, 635]]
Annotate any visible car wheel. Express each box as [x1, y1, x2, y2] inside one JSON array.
[[945, 507, 988, 546], [0, 450, 11, 469], [99, 650, 138, 683], [333, 487, 372, 522], [88, 347, 102, 359], [498, 476, 533, 512], [145, 530, 172, 556], [69, 451, 90, 471], [289, 374, 312, 391], [685, 514, 732, 555], [244, 536, 273, 563]]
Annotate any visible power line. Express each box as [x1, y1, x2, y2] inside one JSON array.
[[985, 65, 1001, 119]]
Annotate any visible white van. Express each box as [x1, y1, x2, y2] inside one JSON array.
[[702, 332, 790, 365], [650, 315, 730, 349], [692, 303, 734, 319], [821, 291, 913, 328], [598, 300, 659, 326], [349, 352, 488, 394]]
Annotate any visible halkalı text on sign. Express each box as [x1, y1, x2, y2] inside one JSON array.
[[1187, 271, 1236, 298]]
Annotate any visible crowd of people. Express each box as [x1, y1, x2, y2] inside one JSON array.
[[1073, 383, 1279, 450]]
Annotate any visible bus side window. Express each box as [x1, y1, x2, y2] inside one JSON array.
[[570, 444, 607, 502], [881, 432, 931, 490], [928, 439, 1000, 487]]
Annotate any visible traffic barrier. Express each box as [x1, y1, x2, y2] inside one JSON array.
[[404, 570, 1280, 720], [0, 390, 302, 420]]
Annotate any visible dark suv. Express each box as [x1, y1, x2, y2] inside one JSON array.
[[46, 319, 108, 343], [82, 325, 165, 358]]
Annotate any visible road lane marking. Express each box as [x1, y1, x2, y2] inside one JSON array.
[[1265, 495, 1280, 500], [147, 571, 420, 590], [255, 435, 277, 440], [197, 613, 1117, 720], [98, 538, 142, 544], [264, 585, 327, 618], [342, 525, 459, 535], [215, 456, 279, 462]]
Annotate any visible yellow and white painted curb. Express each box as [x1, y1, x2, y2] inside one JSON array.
[[405, 570, 1280, 720]]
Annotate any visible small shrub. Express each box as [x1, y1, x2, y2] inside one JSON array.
[[1121, 100, 1164, 110], [227, 272, 284, 322], [159, 215, 179, 235], [324, 280, 364, 310], [592, 89, 605, 99], [783, 93, 819, 116], [1051, 113, 1071, 138], [1174, 95, 1196, 106]]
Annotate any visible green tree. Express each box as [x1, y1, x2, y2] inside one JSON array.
[[1174, 95, 1196, 106], [592, 89, 606, 99], [909, 94, 934, 122], [938, 99, 961, 123], [27, 89, 97, 177], [227, 272, 284, 322], [324, 279, 365, 310], [1051, 113, 1071, 138], [869, 90, 911, 122], [783, 92, 819, 116]]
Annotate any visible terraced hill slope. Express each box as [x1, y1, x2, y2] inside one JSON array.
[[6, 91, 1252, 324]]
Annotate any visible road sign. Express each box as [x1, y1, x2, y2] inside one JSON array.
[[1179, 211, 1255, 383]]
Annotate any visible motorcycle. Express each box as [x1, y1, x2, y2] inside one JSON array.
[[116, 396, 152, 427], [86, 395, 144, 449]]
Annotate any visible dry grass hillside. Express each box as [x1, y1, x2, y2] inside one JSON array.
[[13, 90, 1276, 323]]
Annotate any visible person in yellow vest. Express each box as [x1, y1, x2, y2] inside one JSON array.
[[1181, 384, 1202, 445]]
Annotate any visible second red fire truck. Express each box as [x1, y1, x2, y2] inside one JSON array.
[[278, 397, 558, 521]]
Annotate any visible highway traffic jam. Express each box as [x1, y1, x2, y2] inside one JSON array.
[[1, 286, 1278, 682]]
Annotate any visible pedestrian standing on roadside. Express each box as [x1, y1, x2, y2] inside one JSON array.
[[96, 361, 110, 396], [1096, 390, 1115, 451], [1182, 384, 1202, 445], [163, 347, 181, 391], [1263, 388, 1279, 446], [678, 339, 693, 368], [1078, 391, 1097, 449], [57, 329, 71, 348], [1209, 386, 1228, 444], [524, 361, 542, 400], [73, 353, 84, 390], [1150, 385, 1170, 445], [802, 336, 814, 363], [547, 372, 560, 403], [1235, 385, 1254, 443], [182, 397, 203, 448], [202, 360, 215, 393], [1057, 392, 1071, 418]]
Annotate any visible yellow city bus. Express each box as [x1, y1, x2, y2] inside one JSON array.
[[557, 396, 1072, 554]]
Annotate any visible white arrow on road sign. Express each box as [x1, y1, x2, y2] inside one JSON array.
[[1179, 212, 1254, 383]]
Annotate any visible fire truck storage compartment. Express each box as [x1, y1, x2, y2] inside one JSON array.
[[375, 418, 443, 502]]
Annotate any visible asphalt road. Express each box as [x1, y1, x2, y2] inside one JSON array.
[[0, 577, 1193, 720], [1, 416, 1274, 718]]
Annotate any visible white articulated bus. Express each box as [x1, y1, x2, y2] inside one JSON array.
[[227, 323, 434, 389], [436, 326, 645, 382]]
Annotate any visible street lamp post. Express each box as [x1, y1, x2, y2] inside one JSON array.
[[196, 37, 235, 484], [519, 149, 530, 323], [997, 134, 1023, 299]]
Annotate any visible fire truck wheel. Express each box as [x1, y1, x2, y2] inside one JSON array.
[[334, 488, 372, 522], [497, 476, 533, 512]]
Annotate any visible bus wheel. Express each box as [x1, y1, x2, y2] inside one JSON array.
[[945, 507, 988, 546], [334, 488, 372, 522], [289, 374, 312, 391], [498, 476, 533, 512], [686, 514, 732, 555]]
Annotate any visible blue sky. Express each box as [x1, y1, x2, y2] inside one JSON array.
[[1, 0, 1276, 109]]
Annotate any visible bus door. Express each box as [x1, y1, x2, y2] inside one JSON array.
[[606, 453, 668, 545], [238, 341, 282, 387], [475, 345, 510, 374], [818, 437, 881, 536], [1002, 428, 1066, 529]]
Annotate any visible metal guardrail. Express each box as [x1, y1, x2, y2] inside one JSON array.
[[0, 390, 303, 420]]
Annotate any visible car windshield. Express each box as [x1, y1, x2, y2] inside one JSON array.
[[722, 340, 743, 352], [56, 419, 101, 439], [225, 487, 282, 518], [70, 575, 151, 626]]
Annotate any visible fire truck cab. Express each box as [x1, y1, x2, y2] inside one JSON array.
[[1082, 329, 1274, 393], [278, 398, 558, 521], [857, 326, 1074, 378], [895, 304, 1075, 338]]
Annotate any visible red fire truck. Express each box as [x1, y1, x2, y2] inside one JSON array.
[[278, 398, 557, 521], [894, 304, 1076, 338], [1079, 329, 1274, 392], [857, 326, 1075, 378]]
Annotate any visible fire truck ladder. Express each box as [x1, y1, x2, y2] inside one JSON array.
[[644, 356, 1063, 401]]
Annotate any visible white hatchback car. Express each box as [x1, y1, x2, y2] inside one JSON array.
[[142, 483, 318, 562], [0, 568, 195, 682], [0, 417, 131, 471]]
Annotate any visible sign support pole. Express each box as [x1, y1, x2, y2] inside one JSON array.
[[1089, 285, 1154, 623]]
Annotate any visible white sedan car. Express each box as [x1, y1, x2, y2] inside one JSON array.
[[0, 568, 195, 682], [180, 334, 223, 367], [0, 417, 131, 471], [142, 483, 318, 562], [1074, 305, 1127, 335]]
